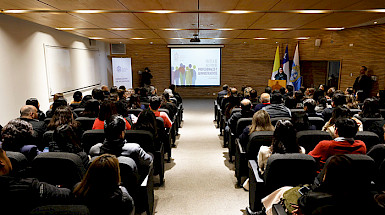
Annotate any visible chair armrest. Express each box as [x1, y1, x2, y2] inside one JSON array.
[[272, 204, 288, 215], [249, 160, 263, 183], [236, 138, 246, 154], [141, 162, 153, 187]]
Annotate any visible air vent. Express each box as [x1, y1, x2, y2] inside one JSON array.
[[111, 44, 126, 55]]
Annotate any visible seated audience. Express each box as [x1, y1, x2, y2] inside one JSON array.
[[239, 110, 275, 149], [93, 101, 131, 130], [19, 105, 47, 144], [346, 94, 359, 109], [92, 88, 105, 102], [263, 92, 291, 118], [224, 94, 241, 120], [254, 93, 271, 112], [150, 96, 172, 128], [322, 92, 346, 122], [249, 89, 259, 105], [218, 84, 229, 97], [133, 109, 159, 146], [170, 84, 182, 105], [322, 106, 363, 138], [26, 98, 45, 121], [89, 115, 153, 179], [71, 91, 82, 104], [286, 85, 294, 97], [284, 96, 297, 109], [264, 86, 272, 95], [47, 106, 83, 138], [78, 95, 93, 108], [310, 118, 366, 172], [128, 94, 145, 110], [315, 97, 327, 113], [227, 99, 255, 134], [258, 120, 305, 174], [0, 147, 72, 215], [46, 97, 68, 118], [73, 154, 134, 215], [303, 98, 322, 117], [291, 112, 316, 132], [1, 119, 41, 160], [355, 97, 382, 119], [79, 99, 100, 118], [294, 91, 304, 108], [160, 92, 177, 120]]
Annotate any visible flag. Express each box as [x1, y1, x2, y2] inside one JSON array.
[[290, 43, 301, 91], [282, 45, 290, 85], [271, 46, 280, 80]]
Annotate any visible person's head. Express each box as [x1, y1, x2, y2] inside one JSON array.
[[116, 100, 129, 117], [0, 148, 12, 176], [73, 91, 82, 102], [360, 66, 367, 74], [265, 86, 272, 94], [222, 84, 229, 91], [279, 87, 286, 95], [313, 89, 324, 102], [260, 93, 271, 103], [250, 90, 258, 99], [286, 85, 294, 94], [327, 87, 336, 98], [228, 94, 241, 107], [317, 97, 327, 108], [332, 93, 346, 107], [306, 88, 315, 97], [1, 119, 34, 152], [230, 87, 238, 95], [52, 124, 81, 152], [110, 86, 118, 94], [98, 100, 117, 121], [300, 86, 306, 94], [284, 96, 296, 109], [150, 96, 161, 111], [117, 89, 126, 100], [101, 85, 109, 92], [82, 99, 100, 117], [119, 85, 126, 91], [53, 93, 64, 101], [360, 97, 381, 118], [20, 105, 38, 119], [303, 99, 316, 112], [249, 110, 274, 134], [104, 114, 126, 141], [330, 106, 351, 125], [169, 84, 177, 93], [291, 112, 311, 132], [270, 92, 283, 104], [294, 91, 304, 102], [133, 109, 157, 138], [108, 93, 119, 102], [162, 92, 170, 102], [278, 67, 283, 73], [26, 98, 40, 110], [271, 120, 299, 154], [335, 118, 358, 138], [345, 87, 354, 95], [164, 89, 173, 98], [73, 154, 120, 198], [129, 94, 141, 108], [51, 97, 68, 114], [240, 99, 252, 111], [144, 67, 150, 72], [92, 88, 104, 101], [48, 106, 78, 129]]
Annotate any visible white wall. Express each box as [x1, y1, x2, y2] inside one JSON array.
[[0, 14, 110, 126]]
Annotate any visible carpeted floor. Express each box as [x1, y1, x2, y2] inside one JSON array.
[[154, 99, 248, 215]]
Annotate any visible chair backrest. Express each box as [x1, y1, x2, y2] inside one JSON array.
[[367, 144, 385, 169], [230, 108, 241, 115], [271, 117, 292, 126], [70, 102, 81, 110], [81, 130, 106, 153], [378, 158, 385, 189], [235, 118, 253, 136], [73, 108, 85, 116], [127, 108, 143, 117], [380, 109, 385, 118], [158, 108, 169, 116], [44, 118, 52, 125], [246, 131, 274, 160], [43, 130, 54, 149], [31, 152, 86, 188], [142, 102, 150, 109], [118, 156, 139, 196], [308, 117, 325, 130], [264, 154, 316, 192], [6, 151, 28, 176], [355, 131, 380, 151], [125, 130, 155, 153], [290, 109, 305, 114], [76, 117, 96, 131], [349, 109, 361, 116], [30, 205, 90, 215], [360, 117, 385, 131], [296, 130, 332, 153]]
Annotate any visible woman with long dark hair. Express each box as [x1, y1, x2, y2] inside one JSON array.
[[92, 101, 131, 130]]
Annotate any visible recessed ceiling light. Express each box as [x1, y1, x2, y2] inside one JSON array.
[[216, 28, 234, 31], [150, 42, 153, 44], [374, 21, 378, 24], [367, 9, 385, 13], [56, 28, 76, 30], [89, 37, 104, 40], [131, 38, 145, 40], [2, 9, 31, 13], [270, 28, 292, 31], [162, 28, 182, 31], [254, 37, 268, 40], [275, 42, 279, 44], [325, 27, 344, 30], [295, 10, 328, 14], [147, 10, 175, 14], [210, 24, 214, 26], [296, 37, 310, 40], [73, 10, 105, 14], [224, 10, 252, 14], [109, 28, 132, 31]]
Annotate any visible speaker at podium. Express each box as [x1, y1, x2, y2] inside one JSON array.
[[268, 80, 286, 91]]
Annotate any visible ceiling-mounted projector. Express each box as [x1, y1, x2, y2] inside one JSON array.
[[190, 34, 201, 42]]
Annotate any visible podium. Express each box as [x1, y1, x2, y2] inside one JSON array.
[[268, 80, 286, 91]]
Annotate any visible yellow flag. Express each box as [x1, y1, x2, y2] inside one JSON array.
[[271, 46, 280, 80]]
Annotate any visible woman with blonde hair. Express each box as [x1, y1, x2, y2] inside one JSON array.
[[73, 154, 134, 215], [239, 110, 275, 148]]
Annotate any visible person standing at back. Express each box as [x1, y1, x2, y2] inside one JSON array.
[[353, 66, 372, 100]]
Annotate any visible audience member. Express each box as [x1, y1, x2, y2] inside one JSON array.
[[79, 99, 100, 118], [169, 84, 182, 105], [132, 109, 158, 145], [93, 101, 131, 130], [19, 105, 47, 144], [303, 99, 322, 117], [353, 66, 372, 100], [291, 112, 316, 132], [47, 106, 82, 137], [0, 147, 71, 215], [355, 97, 382, 119], [227, 99, 254, 133], [322, 106, 363, 138], [265, 86, 272, 95], [346, 94, 359, 109], [239, 110, 274, 148], [149, 96, 172, 128], [315, 97, 327, 113], [78, 95, 93, 108], [128, 94, 145, 110], [294, 91, 304, 108], [224, 94, 241, 120], [322, 92, 346, 122], [310, 118, 366, 172], [284, 96, 296, 109], [249, 89, 259, 105], [92, 88, 105, 101], [286, 85, 294, 97], [73, 154, 134, 215], [46, 97, 68, 118], [218, 84, 229, 97], [263, 92, 291, 118], [254, 93, 271, 111], [160, 92, 177, 120], [1, 119, 41, 160], [71, 91, 82, 104], [26, 98, 45, 121]]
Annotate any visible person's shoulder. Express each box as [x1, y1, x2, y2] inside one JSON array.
[[259, 145, 271, 153], [89, 143, 103, 155]]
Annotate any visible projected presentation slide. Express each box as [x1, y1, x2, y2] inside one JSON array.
[[171, 48, 221, 86]]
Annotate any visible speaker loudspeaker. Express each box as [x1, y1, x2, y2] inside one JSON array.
[[315, 39, 321, 47]]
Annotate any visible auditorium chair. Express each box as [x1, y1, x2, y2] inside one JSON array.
[[378, 158, 385, 190], [6, 151, 29, 177], [289, 109, 305, 114], [75, 117, 96, 131], [308, 116, 325, 130], [30, 205, 90, 215], [31, 152, 86, 189], [42, 130, 54, 150], [367, 144, 385, 169], [271, 117, 292, 126], [73, 108, 85, 117], [125, 130, 165, 185], [247, 154, 316, 214], [296, 130, 332, 153], [70, 102, 81, 110], [81, 129, 105, 153], [380, 109, 385, 118], [235, 131, 274, 186], [127, 108, 143, 117], [44, 117, 52, 125], [228, 117, 252, 162], [349, 108, 361, 116], [156, 117, 172, 162], [159, 108, 176, 145], [142, 102, 150, 109], [355, 131, 380, 151], [359, 117, 385, 131]]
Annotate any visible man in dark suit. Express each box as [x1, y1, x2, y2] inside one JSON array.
[[218, 84, 229, 97], [353, 66, 372, 100], [19, 105, 46, 147]]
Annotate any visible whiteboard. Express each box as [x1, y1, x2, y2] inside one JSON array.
[[44, 45, 101, 95]]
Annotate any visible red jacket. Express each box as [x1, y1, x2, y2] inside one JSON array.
[[153, 111, 172, 128]]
